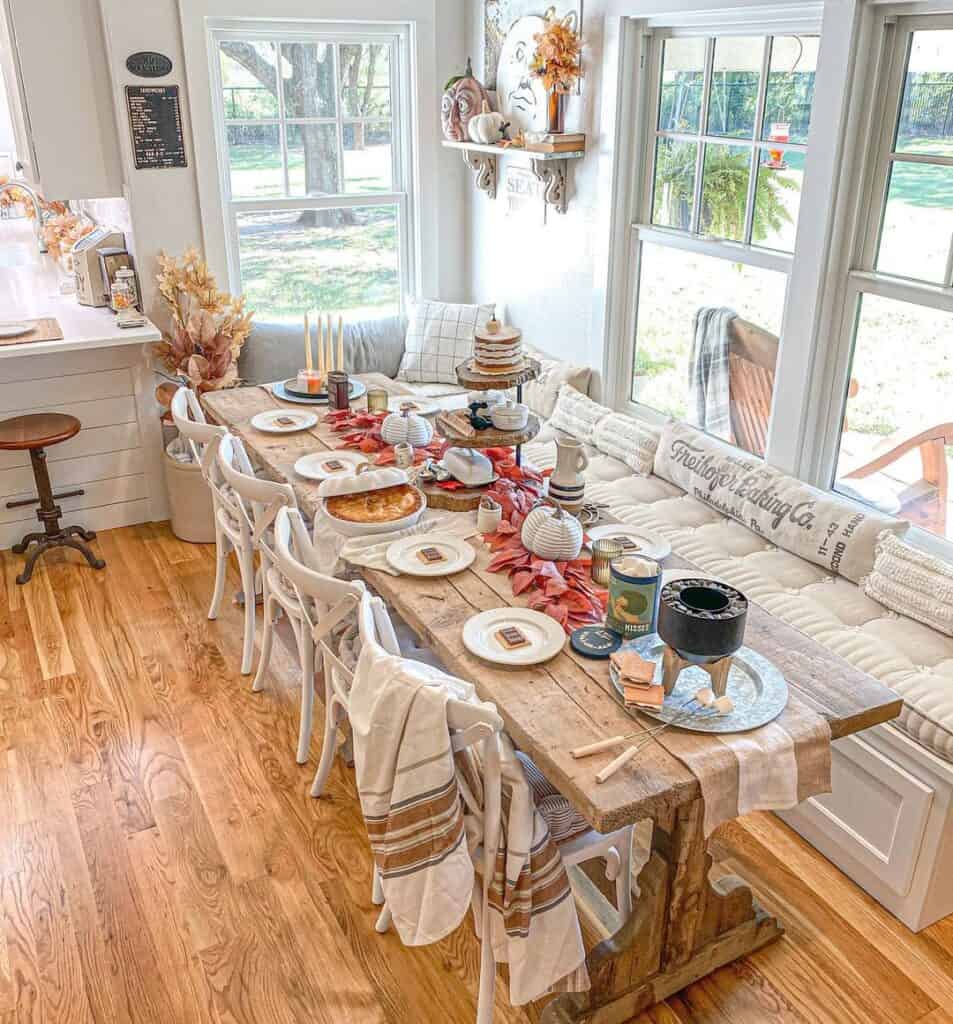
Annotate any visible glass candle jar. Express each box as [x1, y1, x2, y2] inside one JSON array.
[[110, 268, 139, 320], [366, 388, 389, 414], [591, 538, 623, 586]]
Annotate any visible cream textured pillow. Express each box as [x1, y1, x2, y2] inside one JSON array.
[[654, 421, 907, 584], [521, 343, 592, 419], [547, 384, 611, 443], [864, 533, 953, 636], [591, 413, 662, 476], [397, 300, 494, 384]]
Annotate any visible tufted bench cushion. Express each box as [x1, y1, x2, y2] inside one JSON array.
[[522, 437, 953, 765]]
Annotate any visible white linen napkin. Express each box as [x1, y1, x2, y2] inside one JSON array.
[[312, 509, 479, 576]]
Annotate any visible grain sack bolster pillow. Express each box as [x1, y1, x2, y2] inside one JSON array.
[[591, 413, 662, 476], [547, 383, 612, 444], [653, 421, 907, 584], [864, 532, 953, 636], [397, 300, 495, 385]]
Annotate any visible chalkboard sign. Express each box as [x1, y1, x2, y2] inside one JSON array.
[[125, 85, 187, 170], [126, 51, 173, 78]]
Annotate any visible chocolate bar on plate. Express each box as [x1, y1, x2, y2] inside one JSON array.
[[496, 626, 530, 650], [416, 546, 447, 565]]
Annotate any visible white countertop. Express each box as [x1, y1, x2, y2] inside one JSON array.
[[0, 219, 161, 361]]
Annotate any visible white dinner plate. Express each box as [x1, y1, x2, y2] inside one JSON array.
[[462, 608, 565, 667], [294, 450, 369, 481], [0, 321, 32, 338], [250, 409, 318, 434], [386, 395, 441, 416], [385, 534, 476, 577], [586, 524, 672, 562]]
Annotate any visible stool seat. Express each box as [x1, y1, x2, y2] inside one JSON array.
[[0, 412, 103, 583], [0, 413, 80, 451]]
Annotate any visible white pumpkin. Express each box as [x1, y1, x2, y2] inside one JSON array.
[[521, 501, 583, 561], [381, 408, 434, 448], [468, 100, 506, 145]]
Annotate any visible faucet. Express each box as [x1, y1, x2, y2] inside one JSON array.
[[0, 180, 48, 253]]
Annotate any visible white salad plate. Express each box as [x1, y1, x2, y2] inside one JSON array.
[[250, 409, 318, 434], [385, 534, 476, 577], [386, 395, 441, 416], [586, 524, 672, 562], [294, 450, 368, 481], [0, 321, 32, 338], [462, 607, 565, 667]]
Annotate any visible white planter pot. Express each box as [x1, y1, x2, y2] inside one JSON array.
[[163, 450, 215, 543]]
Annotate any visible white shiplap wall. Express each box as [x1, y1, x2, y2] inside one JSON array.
[[0, 343, 163, 550]]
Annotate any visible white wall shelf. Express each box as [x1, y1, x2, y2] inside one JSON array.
[[441, 140, 584, 214]]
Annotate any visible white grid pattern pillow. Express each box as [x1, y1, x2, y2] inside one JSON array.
[[397, 300, 495, 384]]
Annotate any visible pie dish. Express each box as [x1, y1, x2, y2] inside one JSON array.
[[326, 484, 423, 524], [317, 465, 427, 536]]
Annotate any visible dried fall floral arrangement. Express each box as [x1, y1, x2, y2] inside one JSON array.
[[531, 13, 583, 94], [42, 213, 94, 261], [154, 247, 253, 392]]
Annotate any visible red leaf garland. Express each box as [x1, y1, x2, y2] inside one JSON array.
[[480, 475, 607, 635]]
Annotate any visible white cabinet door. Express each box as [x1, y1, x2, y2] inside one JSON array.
[[3, 0, 121, 198]]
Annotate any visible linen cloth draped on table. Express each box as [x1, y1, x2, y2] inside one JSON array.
[[688, 305, 736, 442], [349, 640, 589, 1006], [653, 690, 832, 837]]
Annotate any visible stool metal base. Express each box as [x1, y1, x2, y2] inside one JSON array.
[[11, 447, 106, 585]]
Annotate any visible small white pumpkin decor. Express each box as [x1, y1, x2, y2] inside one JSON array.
[[381, 408, 434, 448], [468, 100, 507, 146], [521, 500, 583, 561]]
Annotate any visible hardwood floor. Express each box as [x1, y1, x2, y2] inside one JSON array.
[[0, 521, 951, 1023]]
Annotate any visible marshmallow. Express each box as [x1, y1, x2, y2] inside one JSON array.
[[713, 695, 735, 716], [695, 687, 715, 707]]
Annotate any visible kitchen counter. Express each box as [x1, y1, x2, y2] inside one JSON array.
[[0, 221, 161, 359], [0, 218, 168, 548]]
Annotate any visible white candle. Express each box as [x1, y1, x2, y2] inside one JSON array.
[[316, 312, 324, 373], [304, 312, 311, 370], [337, 315, 344, 372], [324, 314, 333, 375]]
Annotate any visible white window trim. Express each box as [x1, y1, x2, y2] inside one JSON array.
[[203, 20, 416, 316]]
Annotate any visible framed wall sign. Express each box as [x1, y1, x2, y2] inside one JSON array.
[[126, 51, 173, 78], [125, 85, 187, 169]]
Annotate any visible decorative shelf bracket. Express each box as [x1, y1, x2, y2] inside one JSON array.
[[530, 158, 569, 215], [462, 150, 497, 200]]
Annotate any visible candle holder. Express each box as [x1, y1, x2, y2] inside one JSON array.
[[591, 538, 623, 586], [366, 388, 389, 414]]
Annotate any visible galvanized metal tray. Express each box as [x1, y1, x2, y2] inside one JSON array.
[[608, 634, 789, 733]]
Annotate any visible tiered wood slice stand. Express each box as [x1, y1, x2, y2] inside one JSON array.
[[419, 357, 541, 512]]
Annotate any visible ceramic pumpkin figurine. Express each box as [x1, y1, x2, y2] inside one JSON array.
[[381, 407, 434, 448], [441, 58, 490, 142], [521, 500, 583, 561], [468, 100, 507, 145]]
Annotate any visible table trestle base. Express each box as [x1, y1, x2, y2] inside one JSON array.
[[539, 797, 784, 1023]]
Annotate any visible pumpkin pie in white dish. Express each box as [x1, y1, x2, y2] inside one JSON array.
[[317, 465, 426, 537]]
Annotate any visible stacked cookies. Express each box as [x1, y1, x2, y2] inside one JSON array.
[[473, 319, 523, 373]]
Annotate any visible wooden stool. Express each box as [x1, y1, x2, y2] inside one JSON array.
[[0, 413, 106, 584]]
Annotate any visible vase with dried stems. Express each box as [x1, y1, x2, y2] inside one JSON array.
[[530, 13, 583, 134]]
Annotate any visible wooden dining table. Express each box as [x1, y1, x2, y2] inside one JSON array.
[[203, 379, 903, 1024]]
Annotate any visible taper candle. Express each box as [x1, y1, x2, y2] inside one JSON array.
[[324, 314, 333, 375], [337, 315, 344, 372], [316, 312, 324, 373], [304, 312, 312, 370]]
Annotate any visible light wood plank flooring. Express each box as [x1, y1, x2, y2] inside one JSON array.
[[0, 521, 951, 1024]]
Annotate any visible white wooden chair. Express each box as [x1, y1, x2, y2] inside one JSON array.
[[216, 432, 297, 677], [170, 387, 234, 623], [269, 505, 366, 766], [351, 591, 504, 1024]]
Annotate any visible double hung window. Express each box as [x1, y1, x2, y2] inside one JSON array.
[[627, 31, 818, 457], [210, 25, 414, 322], [831, 19, 953, 543]]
